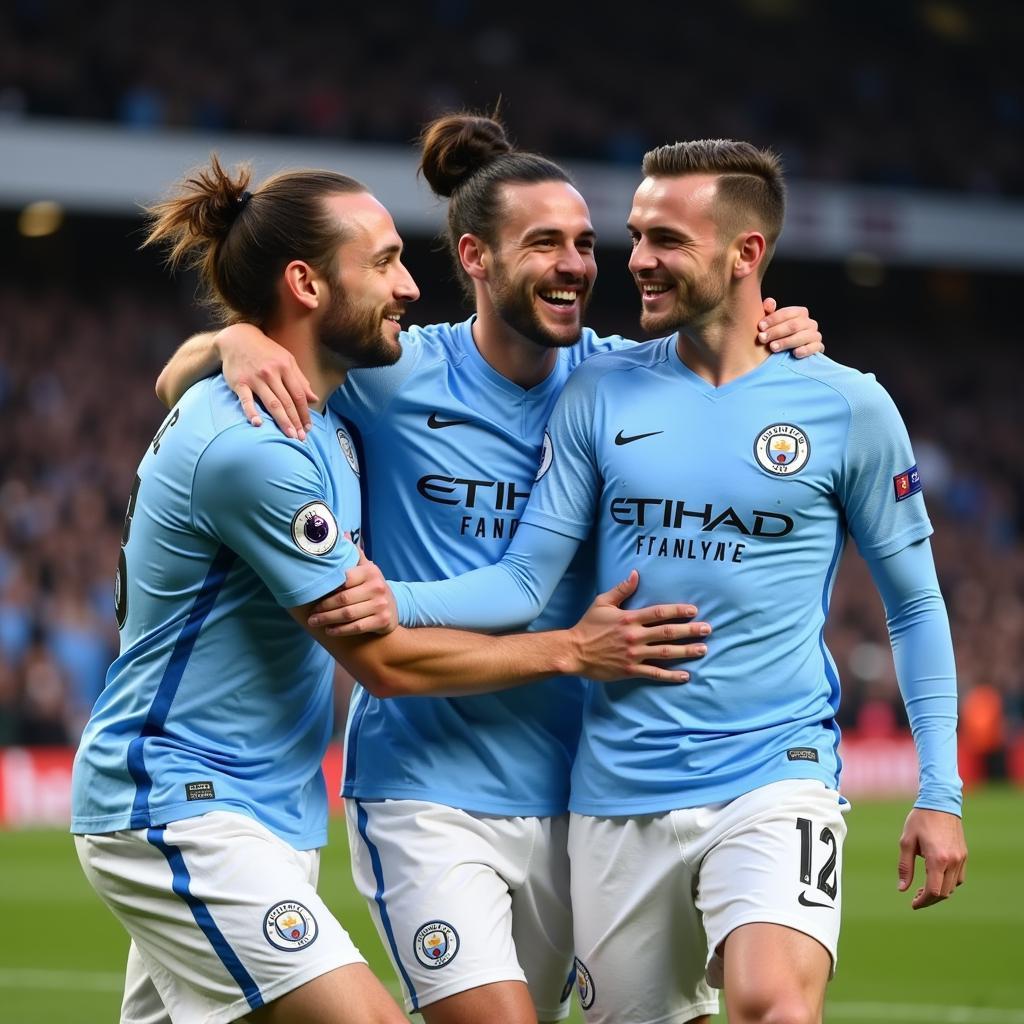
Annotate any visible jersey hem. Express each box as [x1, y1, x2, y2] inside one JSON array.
[[341, 783, 568, 818], [568, 764, 840, 816], [276, 560, 356, 609], [70, 801, 327, 850]]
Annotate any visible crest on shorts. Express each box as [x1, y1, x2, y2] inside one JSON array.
[[337, 428, 360, 476], [290, 501, 339, 556], [753, 423, 810, 476], [574, 957, 595, 1010], [413, 920, 460, 969], [263, 901, 318, 951]]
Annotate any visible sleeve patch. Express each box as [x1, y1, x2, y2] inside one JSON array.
[[893, 465, 923, 502], [291, 501, 339, 555]]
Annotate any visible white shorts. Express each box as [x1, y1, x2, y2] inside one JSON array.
[[569, 779, 848, 1024], [75, 811, 365, 1024], [346, 798, 574, 1020]]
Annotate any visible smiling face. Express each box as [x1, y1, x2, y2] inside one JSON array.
[[627, 173, 733, 336], [318, 192, 420, 368], [484, 181, 597, 349]]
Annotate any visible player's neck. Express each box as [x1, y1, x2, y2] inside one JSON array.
[[675, 292, 771, 388], [470, 309, 559, 390], [265, 319, 344, 412]]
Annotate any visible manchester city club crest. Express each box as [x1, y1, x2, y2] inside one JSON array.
[[263, 901, 318, 951], [290, 501, 339, 556], [413, 920, 460, 969], [574, 957, 595, 1010], [753, 423, 811, 476], [336, 428, 360, 476]]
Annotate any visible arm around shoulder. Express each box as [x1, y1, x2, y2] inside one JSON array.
[[156, 331, 222, 407]]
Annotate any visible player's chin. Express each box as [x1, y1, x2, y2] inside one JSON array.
[[536, 306, 584, 346], [639, 309, 681, 336]]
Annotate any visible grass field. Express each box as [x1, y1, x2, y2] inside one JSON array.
[[3, 788, 1022, 1023]]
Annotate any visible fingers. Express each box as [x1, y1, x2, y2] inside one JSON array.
[[756, 311, 821, 354], [598, 570, 640, 608], [252, 371, 306, 441], [235, 384, 262, 428], [628, 603, 699, 625], [897, 834, 916, 893], [628, 663, 691, 684], [322, 604, 393, 636], [641, 641, 708, 662], [761, 295, 778, 314]]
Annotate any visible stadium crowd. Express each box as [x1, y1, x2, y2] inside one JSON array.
[[1, 0, 1021, 197], [0, 282, 1019, 780]]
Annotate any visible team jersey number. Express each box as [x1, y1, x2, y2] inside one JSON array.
[[114, 407, 180, 629], [795, 817, 838, 899], [114, 474, 141, 629]]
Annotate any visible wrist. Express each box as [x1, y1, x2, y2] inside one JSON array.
[[552, 628, 583, 677]]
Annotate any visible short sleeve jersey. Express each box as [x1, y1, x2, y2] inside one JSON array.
[[334, 318, 631, 815], [522, 342, 933, 815], [71, 376, 361, 849]]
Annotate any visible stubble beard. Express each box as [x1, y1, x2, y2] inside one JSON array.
[[639, 250, 730, 336], [490, 259, 588, 350], [318, 282, 402, 370]]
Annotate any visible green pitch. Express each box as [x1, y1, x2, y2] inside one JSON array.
[[3, 788, 1021, 1023]]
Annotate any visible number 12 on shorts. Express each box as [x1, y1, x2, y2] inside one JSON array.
[[796, 817, 838, 899]]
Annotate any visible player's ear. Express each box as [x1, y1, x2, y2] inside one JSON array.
[[732, 232, 766, 281], [282, 260, 321, 310], [458, 234, 489, 282]]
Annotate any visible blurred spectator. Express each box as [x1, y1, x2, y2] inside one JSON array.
[[961, 682, 1007, 780], [0, 0, 1022, 195]]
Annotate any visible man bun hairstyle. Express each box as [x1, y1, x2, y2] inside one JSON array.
[[418, 113, 514, 199], [418, 111, 574, 300], [642, 139, 786, 275], [143, 154, 366, 325]]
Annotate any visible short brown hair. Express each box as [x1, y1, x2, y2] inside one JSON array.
[[642, 139, 786, 274], [144, 154, 366, 325]]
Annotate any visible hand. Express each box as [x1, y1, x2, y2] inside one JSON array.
[[566, 571, 710, 683], [897, 807, 968, 909], [217, 323, 319, 439], [308, 549, 398, 636], [757, 297, 823, 358]]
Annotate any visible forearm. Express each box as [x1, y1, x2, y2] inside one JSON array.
[[328, 623, 577, 698], [391, 522, 581, 631], [155, 332, 221, 407], [868, 540, 962, 814]]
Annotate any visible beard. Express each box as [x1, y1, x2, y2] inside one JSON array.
[[490, 258, 590, 350], [318, 281, 402, 370], [639, 249, 730, 336]]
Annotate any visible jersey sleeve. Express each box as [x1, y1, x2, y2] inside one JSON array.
[[839, 379, 933, 560], [330, 328, 423, 429], [391, 522, 582, 631], [865, 538, 962, 814], [520, 363, 604, 541], [192, 428, 359, 608]]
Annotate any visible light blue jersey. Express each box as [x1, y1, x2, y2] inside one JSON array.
[[71, 376, 360, 849], [335, 318, 630, 816], [393, 341, 961, 817], [527, 342, 944, 814]]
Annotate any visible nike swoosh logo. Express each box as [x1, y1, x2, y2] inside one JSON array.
[[614, 429, 664, 446], [797, 892, 834, 909], [427, 413, 471, 429]]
